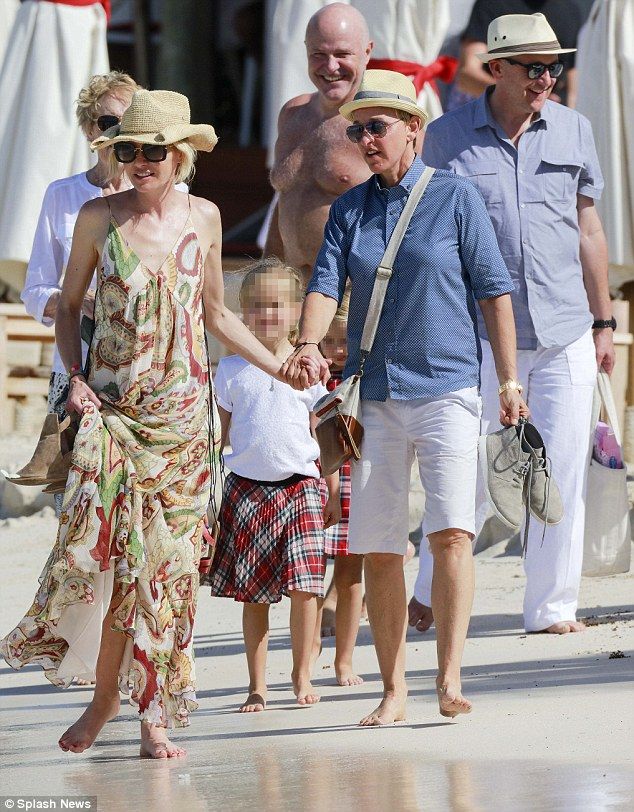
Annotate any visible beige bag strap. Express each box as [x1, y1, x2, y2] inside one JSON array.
[[593, 370, 623, 446], [358, 166, 435, 362]]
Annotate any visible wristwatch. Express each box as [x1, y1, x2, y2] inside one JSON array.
[[592, 317, 617, 330], [498, 379, 524, 395]]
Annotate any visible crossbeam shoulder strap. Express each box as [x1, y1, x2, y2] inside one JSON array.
[[359, 166, 435, 356]]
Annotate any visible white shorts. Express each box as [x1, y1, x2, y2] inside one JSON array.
[[348, 389, 482, 555]]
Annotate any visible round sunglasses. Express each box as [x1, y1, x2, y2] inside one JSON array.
[[503, 58, 564, 80], [96, 114, 120, 132], [113, 142, 169, 163], [345, 119, 401, 143]]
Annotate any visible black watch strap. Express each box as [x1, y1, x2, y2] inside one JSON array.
[[592, 317, 616, 330]]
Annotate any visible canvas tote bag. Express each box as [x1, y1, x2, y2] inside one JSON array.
[[582, 371, 631, 576], [314, 166, 435, 475]]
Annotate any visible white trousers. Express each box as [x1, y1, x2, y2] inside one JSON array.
[[414, 330, 597, 631]]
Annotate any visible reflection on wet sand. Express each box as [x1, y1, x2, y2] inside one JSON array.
[[61, 746, 634, 812]]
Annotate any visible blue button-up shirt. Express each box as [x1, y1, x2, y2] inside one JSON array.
[[307, 156, 514, 401], [423, 89, 604, 350]]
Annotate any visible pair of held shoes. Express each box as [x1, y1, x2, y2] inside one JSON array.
[[479, 419, 563, 553]]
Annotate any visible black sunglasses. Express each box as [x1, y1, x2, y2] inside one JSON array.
[[504, 58, 564, 79], [96, 114, 120, 132], [113, 142, 169, 163], [345, 119, 400, 143]]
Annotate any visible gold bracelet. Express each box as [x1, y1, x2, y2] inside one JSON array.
[[498, 379, 523, 395]]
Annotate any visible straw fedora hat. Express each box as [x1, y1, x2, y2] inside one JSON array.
[[339, 70, 428, 123], [478, 13, 576, 63], [91, 89, 218, 152]]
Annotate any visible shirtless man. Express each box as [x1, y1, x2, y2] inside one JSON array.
[[264, 3, 373, 282]]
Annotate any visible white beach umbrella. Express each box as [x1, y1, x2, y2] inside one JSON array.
[[0, 1, 109, 268], [576, 0, 634, 286]]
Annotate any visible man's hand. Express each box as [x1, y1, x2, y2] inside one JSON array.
[[281, 343, 330, 390], [499, 389, 529, 427], [593, 328, 615, 375]]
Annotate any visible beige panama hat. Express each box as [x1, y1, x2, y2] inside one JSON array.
[[339, 70, 428, 123], [478, 13, 576, 63], [91, 89, 218, 151]]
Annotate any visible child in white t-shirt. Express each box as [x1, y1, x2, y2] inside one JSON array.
[[204, 258, 340, 711]]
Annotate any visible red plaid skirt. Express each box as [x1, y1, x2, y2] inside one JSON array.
[[323, 461, 351, 556], [203, 472, 326, 603]]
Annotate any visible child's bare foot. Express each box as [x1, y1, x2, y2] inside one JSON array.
[[320, 606, 337, 638], [58, 693, 120, 753], [436, 678, 472, 718], [239, 689, 267, 712], [73, 678, 96, 687], [140, 722, 186, 758], [404, 540, 416, 565], [359, 688, 407, 726], [335, 662, 364, 687], [292, 670, 320, 706]]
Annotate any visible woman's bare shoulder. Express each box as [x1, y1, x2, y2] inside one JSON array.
[[189, 194, 221, 224]]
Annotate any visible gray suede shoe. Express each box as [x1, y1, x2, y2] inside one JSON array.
[[478, 424, 530, 529], [521, 422, 564, 526]]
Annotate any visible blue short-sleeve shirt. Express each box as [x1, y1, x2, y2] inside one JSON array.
[[422, 89, 604, 350], [307, 156, 514, 401]]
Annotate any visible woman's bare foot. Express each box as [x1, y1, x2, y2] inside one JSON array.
[[292, 670, 320, 706], [408, 596, 434, 633], [73, 678, 96, 687], [543, 620, 586, 634], [58, 693, 120, 753], [239, 689, 267, 713], [335, 661, 364, 687], [321, 606, 337, 638], [436, 678, 472, 718], [140, 722, 186, 759], [359, 689, 407, 726]]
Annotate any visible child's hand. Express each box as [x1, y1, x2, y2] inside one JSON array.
[[323, 495, 342, 529]]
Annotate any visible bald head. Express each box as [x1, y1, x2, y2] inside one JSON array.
[[304, 3, 372, 106], [305, 3, 370, 48]]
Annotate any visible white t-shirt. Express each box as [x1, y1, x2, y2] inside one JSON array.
[[21, 172, 188, 375], [215, 355, 327, 481]]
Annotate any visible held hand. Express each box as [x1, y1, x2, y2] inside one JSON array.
[[323, 494, 342, 529], [281, 344, 330, 390], [65, 376, 101, 415], [594, 329, 615, 375], [498, 389, 529, 427]]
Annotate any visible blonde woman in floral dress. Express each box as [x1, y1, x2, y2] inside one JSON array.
[[0, 91, 315, 759]]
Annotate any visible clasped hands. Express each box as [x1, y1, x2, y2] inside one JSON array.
[[280, 344, 330, 390]]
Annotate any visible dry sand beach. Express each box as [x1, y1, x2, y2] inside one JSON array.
[[1, 436, 633, 811]]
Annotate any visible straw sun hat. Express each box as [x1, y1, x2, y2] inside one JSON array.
[[339, 70, 428, 123], [91, 89, 218, 152], [477, 13, 576, 63]]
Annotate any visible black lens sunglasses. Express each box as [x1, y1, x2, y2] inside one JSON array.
[[113, 142, 169, 163], [346, 119, 401, 143], [96, 114, 120, 132], [503, 58, 564, 79]]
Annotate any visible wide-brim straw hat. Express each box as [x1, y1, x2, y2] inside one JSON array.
[[478, 13, 576, 63], [339, 70, 428, 123], [91, 89, 218, 152]]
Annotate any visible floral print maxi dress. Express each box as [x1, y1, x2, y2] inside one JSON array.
[[1, 210, 220, 728]]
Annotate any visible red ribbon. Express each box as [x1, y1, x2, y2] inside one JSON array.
[[367, 55, 459, 97], [44, 0, 111, 22]]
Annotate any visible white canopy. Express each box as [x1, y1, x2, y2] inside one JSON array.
[[576, 0, 634, 286], [0, 1, 109, 267], [263, 0, 451, 163]]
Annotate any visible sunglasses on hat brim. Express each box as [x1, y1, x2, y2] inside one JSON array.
[[96, 114, 120, 132], [503, 59, 564, 79], [113, 142, 169, 163]]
